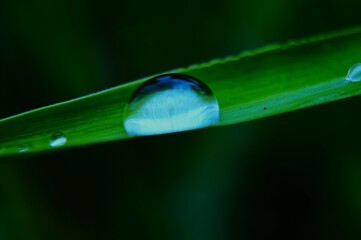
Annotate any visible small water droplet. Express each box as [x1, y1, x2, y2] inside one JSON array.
[[18, 144, 31, 153], [124, 73, 220, 136], [346, 63, 361, 82], [50, 132, 67, 147]]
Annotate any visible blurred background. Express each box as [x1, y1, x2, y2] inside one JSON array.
[[1, 0, 361, 239]]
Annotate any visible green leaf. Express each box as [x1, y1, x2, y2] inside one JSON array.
[[2, 26, 361, 157]]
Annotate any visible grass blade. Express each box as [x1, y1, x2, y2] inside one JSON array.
[[1, 27, 361, 156]]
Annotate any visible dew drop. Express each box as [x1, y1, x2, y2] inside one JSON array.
[[50, 132, 67, 147], [346, 63, 361, 82], [18, 144, 31, 153], [124, 73, 220, 136]]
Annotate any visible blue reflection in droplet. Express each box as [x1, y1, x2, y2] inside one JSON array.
[[346, 63, 361, 82], [124, 74, 219, 136], [18, 144, 31, 153], [50, 132, 67, 147]]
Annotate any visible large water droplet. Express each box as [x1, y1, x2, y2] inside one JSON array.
[[124, 73, 220, 136], [18, 144, 31, 153], [346, 63, 361, 82], [50, 132, 67, 147]]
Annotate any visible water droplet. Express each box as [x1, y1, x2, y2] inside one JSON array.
[[50, 132, 67, 147], [18, 144, 31, 153], [124, 73, 220, 136], [346, 63, 361, 82]]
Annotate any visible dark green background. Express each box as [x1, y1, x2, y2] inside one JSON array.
[[1, 0, 361, 239]]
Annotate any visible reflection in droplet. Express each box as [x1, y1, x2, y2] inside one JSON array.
[[346, 63, 361, 82], [18, 144, 31, 153], [124, 73, 220, 136], [50, 132, 67, 147]]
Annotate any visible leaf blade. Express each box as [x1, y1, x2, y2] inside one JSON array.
[[1, 27, 361, 156]]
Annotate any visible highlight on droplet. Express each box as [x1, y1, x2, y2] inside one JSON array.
[[346, 63, 361, 82], [18, 144, 31, 153], [50, 132, 67, 147]]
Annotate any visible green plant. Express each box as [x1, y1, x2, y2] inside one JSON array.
[[1, 26, 361, 157]]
